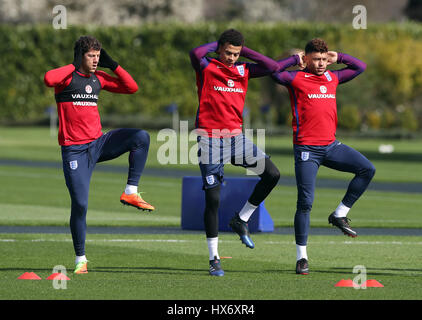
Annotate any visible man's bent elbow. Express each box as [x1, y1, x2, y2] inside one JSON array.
[[128, 82, 138, 94], [43, 72, 54, 87], [359, 61, 367, 74]]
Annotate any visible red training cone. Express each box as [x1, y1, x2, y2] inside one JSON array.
[[18, 272, 42, 280], [46, 273, 70, 280], [363, 279, 384, 287], [334, 279, 356, 287]]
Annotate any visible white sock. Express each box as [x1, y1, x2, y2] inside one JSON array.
[[75, 255, 87, 264], [296, 245, 308, 261], [334, 202, 350, 218], [125, 184, 138, 195], [238, 201, 258, 222], [207, 237, 219, 260]]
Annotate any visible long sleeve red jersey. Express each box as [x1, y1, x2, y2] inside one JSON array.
[[189, 42, 279, 138], [44, 64, 138, 146], [272, 53, 366, 145]]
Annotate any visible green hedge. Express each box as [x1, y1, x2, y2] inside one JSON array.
[[1, 22, 422, 130]]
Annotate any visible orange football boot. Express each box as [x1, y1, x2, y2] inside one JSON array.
[[74, 261, 88, 274], [120, 192, 155, 212]]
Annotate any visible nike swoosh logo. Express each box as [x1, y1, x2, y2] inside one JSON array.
[[217, 66, 224, 68], [304, 75, 314, 78]]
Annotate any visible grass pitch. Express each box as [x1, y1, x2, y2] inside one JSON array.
[[1, 233, 421, 300], [1, 126, 422, 183], [0, 126, 421, 303], [0, 164, 420, 301], [0, 165, 421, 229]]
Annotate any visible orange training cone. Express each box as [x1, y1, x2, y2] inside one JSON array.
[[18, 272, 42, 280], [364, 279, 384, 287], [334, 279, 356, 287], [46, 273, 70, 280]]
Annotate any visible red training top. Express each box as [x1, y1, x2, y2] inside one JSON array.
[[288, 70, 340, 145], [272, 53, 366, 145], [194, 58, 250, 137], [189, 42, 279, 138], [44, 64, 138, 146]]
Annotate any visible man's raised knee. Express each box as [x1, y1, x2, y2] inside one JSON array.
[[262, 159, 280, 187], [361, 163, 376, 180], [134, 129, 150, 148]]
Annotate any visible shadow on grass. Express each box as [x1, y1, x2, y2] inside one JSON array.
[[1, 266, 209, 277], [93, 266, 290, 276], [4, 265, 420, 277], [92, 266, 205, 276]]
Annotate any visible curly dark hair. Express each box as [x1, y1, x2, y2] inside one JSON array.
[[305, 38, 328, 54], [74, 35, 102, 55], [217, 29, 244, 49]]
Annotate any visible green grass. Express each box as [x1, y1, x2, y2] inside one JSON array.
[[1, 126, 422, 182], [0, 126, 421, 302], [0, 233, 421, 300], [0, 165, 421, 228], [0, 165, 180, 227]]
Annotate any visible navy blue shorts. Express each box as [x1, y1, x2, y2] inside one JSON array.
[[197, 134, 267, 189]]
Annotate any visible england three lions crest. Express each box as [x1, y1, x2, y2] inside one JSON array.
[[301, 152, 309, 161], [69, 160, 78, 170], [236, 65, 245, 76]]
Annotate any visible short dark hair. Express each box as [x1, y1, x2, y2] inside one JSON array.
[[217, 29, 244, 49], [305, 38, 328, 54], [74, 35, 101, 55]]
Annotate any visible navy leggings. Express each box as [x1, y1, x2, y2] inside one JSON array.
[[61, 128, 150, 256], [293, 140, 375, 245]]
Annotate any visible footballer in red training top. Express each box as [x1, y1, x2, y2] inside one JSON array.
[[190, 29, 282, 277], [44, 35, 155, 274], [272, 38, 376, 275]]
